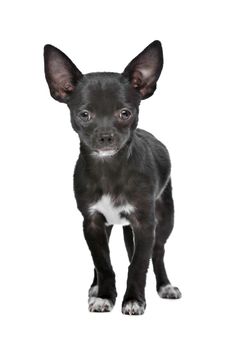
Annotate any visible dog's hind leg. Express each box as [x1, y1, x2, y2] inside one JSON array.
[[153, 180, 182, 299]]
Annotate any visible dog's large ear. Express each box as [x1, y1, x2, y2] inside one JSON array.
[[122, 41, 163, 99], [44, 45, 83, 103]]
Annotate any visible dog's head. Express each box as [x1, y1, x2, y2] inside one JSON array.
[[44, 41, 163, 158]]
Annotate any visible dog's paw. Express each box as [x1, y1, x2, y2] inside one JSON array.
[[88, 297, 114, 312], [158, 284, 182, 299], [122, 300, 146, 315]]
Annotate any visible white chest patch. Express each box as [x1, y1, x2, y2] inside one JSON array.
[[89, 194, 134, 225]]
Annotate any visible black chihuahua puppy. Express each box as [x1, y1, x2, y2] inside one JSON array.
[[44, 40, 181, 315]]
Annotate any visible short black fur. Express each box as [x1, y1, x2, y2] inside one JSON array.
[[44, 41, 181, 315]]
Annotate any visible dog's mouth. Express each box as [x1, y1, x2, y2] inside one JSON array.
[[91, 147, 119, 158]]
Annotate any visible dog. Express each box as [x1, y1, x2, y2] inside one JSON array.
[[44, 40, 181, 315]]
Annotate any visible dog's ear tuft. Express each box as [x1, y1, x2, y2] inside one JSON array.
[[122, 41, 163, 99], [44, 44, 83, 103]]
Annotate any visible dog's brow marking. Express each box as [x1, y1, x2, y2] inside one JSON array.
[[89, 194, 134, 225]]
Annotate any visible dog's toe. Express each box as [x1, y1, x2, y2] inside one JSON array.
[[122, 300, 145, 315], [88, 297, 113, 312], [158, 284, 182, 299]]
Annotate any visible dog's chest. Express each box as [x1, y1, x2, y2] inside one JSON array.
[[89, 194, 134, 226]]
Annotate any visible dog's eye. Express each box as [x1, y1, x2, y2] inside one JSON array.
[[78, 110, 92, 122], [119, 109, 132, 120]]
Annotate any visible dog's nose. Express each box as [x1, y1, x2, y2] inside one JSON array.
[[98, 132, 115, 146]]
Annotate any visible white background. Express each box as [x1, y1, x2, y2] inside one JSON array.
[[0, 0, 233, 349]]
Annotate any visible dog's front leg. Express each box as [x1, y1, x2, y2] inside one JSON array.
[[83, 213, 117, 312], [122, 217, 155, 316]]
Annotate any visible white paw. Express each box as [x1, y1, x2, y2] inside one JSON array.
[[88, 297, 113, 312], [122, 300, 145, 315], [158, 284, 182, 299]]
